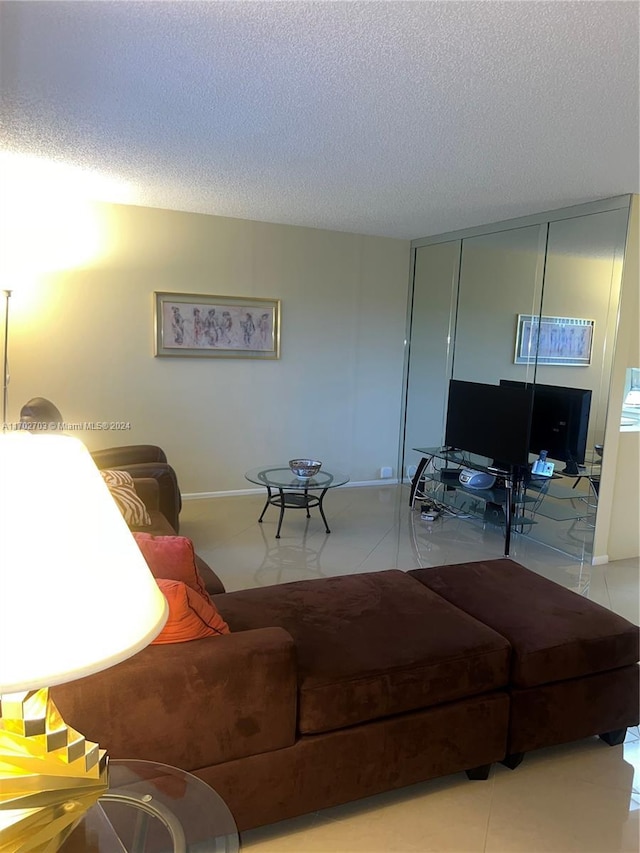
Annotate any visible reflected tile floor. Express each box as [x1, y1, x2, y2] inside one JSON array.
[[180, 484, 640, 853]]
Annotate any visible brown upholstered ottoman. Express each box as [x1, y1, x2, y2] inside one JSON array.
[[410, 558, 640, 766]]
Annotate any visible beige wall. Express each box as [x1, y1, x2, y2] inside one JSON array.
[[8, 203, 410, 493]]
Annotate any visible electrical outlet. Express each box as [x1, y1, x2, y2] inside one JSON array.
[[380, 466, 393, 479]]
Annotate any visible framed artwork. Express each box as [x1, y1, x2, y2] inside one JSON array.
[[515, 314, 594, 366], [154, 292, 281, 359]]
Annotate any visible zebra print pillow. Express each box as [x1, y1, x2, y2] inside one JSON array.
[[100, 469, 152, 527]]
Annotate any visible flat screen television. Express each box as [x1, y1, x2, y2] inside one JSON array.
[[500, 380, 592, 474], [445, 380, 534, 468]]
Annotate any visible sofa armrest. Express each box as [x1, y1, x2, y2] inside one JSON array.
[[51, 627, 297, 771], [196, 555, 226, 595], [133, 477, 160, 512]]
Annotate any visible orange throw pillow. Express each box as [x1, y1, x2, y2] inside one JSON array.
[[133, 533, 208, 599], [152, 579, 230, 644]]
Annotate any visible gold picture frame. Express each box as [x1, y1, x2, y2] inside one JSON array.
[[154, 292, 281, 359]]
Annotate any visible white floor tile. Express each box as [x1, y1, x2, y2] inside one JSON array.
[[485, 777, 637, 853], [486, 743, 638, 853], [606, 560, 640, 625]]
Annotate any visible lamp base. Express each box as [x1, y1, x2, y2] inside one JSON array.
[[0, 688, 108, 853]]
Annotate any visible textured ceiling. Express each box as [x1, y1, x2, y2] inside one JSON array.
[[1, 1, 638, 240]]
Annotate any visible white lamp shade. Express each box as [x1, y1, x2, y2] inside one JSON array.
[[0, 433, 168, 692]]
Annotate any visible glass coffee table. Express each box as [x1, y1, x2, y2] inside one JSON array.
[[245, 465, 350, 538]]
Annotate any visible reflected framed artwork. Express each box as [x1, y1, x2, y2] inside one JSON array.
[[515, 314, 594, 366], [154, 292, 281, 359]]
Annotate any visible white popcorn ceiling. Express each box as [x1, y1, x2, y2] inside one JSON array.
[[0, 1, 638, 240]]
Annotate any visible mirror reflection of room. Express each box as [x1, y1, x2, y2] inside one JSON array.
[[622, 367, 640, 429], [402, 196, 634, 563]]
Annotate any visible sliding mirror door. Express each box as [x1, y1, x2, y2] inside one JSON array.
[[536, 208, 628, 458], [452, 224, 546, 386], [401, 241, 460, 479], [403, 198, 631, 560]]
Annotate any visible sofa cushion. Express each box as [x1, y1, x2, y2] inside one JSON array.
[[409, 559, 640, 688], [152, 579, 230, 644], [133, 533, 209, 599], [100, 469, 152, 527], [195, 554, 226, 595], [214, 570, 510, 735], [129, 520, 226, 594]]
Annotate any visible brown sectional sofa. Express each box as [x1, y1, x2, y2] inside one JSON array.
[[52, 479, 639, 836], [49, 456, 640, 831]]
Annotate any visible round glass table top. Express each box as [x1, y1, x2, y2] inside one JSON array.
[[60, 759, 239, 852], [245, 465, 350, 490]]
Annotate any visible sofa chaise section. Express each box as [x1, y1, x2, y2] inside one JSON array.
[[205, 570, 512, 829], [214, 570, 511, 735]]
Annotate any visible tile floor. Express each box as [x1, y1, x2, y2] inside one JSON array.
[[180, 484, 640, 853]]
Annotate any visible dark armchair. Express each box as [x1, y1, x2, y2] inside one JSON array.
[[18, 401, 183, 533], [90, 444, 183, 533]]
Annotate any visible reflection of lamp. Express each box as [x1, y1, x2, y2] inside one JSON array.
[[19, 397, 64, 430], [0, 434, 168, 851]]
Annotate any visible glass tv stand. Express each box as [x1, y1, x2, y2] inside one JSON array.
[[410, 447, 598, 558], [410, 447, 528, 556]]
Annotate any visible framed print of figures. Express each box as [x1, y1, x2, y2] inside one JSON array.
[[154, 293, 281, 359], [515, 315, 594, 366]]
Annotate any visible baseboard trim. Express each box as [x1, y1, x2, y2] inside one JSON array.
[[182, 479, 399, 501], [591, 554, 609, 566]]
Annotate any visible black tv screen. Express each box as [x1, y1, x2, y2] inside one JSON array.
[[500, 380, 592, 473], [445, 380, 534, 468]]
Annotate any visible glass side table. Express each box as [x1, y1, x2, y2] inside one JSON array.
[[246, 465, 350, 538], [59, 759, 239, 852]]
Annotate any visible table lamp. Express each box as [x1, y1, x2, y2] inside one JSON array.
[[0, 433, 168, 852]]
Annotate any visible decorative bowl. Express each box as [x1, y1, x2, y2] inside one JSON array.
[[289, 459, 322, 479]]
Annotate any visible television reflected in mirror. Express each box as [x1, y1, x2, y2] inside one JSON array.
[[500, 380, 592, 475]]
